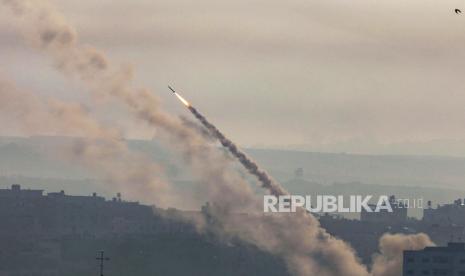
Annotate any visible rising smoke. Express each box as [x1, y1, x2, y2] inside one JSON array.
[[371, 233, 434, 276], [1, 1, 434, 275]]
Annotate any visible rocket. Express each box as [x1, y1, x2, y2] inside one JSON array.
[[168, 85, 191, 107]]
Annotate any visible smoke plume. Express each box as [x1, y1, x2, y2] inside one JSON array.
[[371, 233, 434, 276]]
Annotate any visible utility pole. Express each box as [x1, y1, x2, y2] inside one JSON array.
[[96, 250, 110, 276]]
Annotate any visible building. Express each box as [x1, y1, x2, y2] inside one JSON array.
[[403, 242, 465, 276], [0, 184, 164, 237], [423, 199, 465, 227]]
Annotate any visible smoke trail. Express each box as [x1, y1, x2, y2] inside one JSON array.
[[188, 105, 286, 196], [179, 116, 216, 142]]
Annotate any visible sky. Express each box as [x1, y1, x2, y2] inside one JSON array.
[[1, 0, 465, 156]]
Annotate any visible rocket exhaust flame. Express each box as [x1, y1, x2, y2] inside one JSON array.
[[169, 86, 285, 196], [168, 86, 191, 107], [175, 93, 191, 107]]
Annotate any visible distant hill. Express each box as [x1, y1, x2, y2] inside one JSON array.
[[246, 148, 465, 189], [1, 136, 465, 213]]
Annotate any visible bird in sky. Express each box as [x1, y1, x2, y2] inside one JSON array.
[[456, 9, 462, 14]]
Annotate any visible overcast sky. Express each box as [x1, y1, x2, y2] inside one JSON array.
[[1, 0, 465, 156]]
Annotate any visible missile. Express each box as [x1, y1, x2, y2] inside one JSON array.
[[168, 85, 191, 107]]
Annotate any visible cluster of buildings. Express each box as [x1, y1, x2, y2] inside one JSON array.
[[401, 200, 465, 275], [2, 183, 465, 275], [424, 199, 465, 227], [0, 184, 154, 237], [0, 184, 196, 276], [403, 243, 465, 276]]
